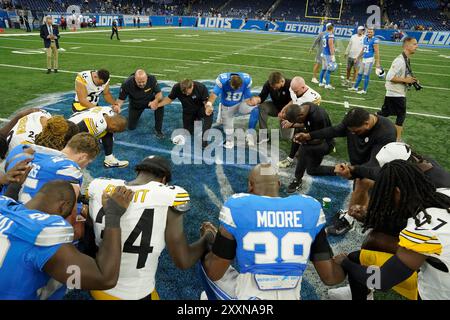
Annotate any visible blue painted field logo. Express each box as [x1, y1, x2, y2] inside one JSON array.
[[170, 122, 280, 169]]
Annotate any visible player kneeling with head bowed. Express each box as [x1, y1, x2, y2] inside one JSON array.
[[334, 160, 450, 300], [0, 180, 134, 299], [87, 155, 215, 300], [69, 106, 128, 168], [200, 163, 346, 300]]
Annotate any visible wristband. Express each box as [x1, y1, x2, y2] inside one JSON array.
[[206, 101, 212, 108], [104, 198, 126, 228]]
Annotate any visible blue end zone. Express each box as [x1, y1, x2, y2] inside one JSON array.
[[33, 80, 352, 300]]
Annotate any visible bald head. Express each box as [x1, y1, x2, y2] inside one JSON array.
[[248, 164, 280, 196], [134, 69, 148, 88], [290, 76, 308, 96], [285, 102, 312, 124]]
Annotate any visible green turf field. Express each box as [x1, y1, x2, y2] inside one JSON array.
[[0, 26, 449, 170]]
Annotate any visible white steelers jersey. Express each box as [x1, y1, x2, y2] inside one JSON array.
[[289, 86, 321, 106], [74, 70, 110, 106], [7, 110, 51, 152], [88, 178, 190, 300], [69, 106, 114, 139], [398, 188, 450, 300]]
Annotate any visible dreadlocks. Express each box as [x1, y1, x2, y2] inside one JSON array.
[[35, 115, 69, 151], [364, 160, 450, 234]]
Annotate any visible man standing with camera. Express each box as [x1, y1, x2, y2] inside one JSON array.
[[377, 37, 419, 141]]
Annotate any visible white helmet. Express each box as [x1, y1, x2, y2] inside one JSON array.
[[376, 142, 412, 167], [172, 135, 186, 146], [375, 67, 385, 79]]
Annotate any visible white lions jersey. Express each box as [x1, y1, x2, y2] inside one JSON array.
[[69, 107, 114, 139], [74, 70, 110, 107], [7, 110, 51, 152], [289, 87, 321, 106], [88, 178, 190, 300], [398, 188, 450, 300]]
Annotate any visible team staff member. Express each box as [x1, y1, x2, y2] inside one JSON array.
[[378, 37, 419, 141], [344, 26, 365, 87], [157, 79, 212, 144], [110, 20, 120, 40], [40, 16, 60, 74], [284, 102, 335, 193], [116, 69, 164, 139], [295, 108, 396, 236], [247, 72, 292, 144], [73, 69, 119, 113]]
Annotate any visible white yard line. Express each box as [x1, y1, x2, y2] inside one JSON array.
[[323, 99, 450, 120]]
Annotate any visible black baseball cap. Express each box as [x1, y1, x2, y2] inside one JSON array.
[[135, 155, 172, 183]]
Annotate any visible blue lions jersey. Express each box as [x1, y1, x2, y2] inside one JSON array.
[[0, 196, 73, 299], [4, 145, 83, 202], [219, 193, 326, 277], [362, 36, 379, 59], [322, 32, 335, 56], [212, 72, 252, 107]]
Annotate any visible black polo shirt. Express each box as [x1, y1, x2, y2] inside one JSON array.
[[309, 115, 397, 166], [258, 78, 292, 111], [168, 81, 209, 113], [119, 74, 161, 109]]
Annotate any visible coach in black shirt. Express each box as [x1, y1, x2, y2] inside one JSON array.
[[116, 69, 164, 138], [295, 108, 397, 235], [247, 72, 292, 140], [284, 102, 335, 193], [157, 79, 212, 139]]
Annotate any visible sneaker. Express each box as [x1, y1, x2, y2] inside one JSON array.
[[357, 90, 367, 95], [311, 77, 319, 84], [155, 130, 165, 139], [223, 140, 234, 149], [325, 211, 355, 235], [54, 69, 58, 73], [324, 84, 335, 90], [287, 179, 301, 193], [318, 82, 325, 87], [46, 69, 51, 74], [348, 87, 358, 92], [246, 134, 255, 147], [328, 285, 374, 300], [104, 155, 129, 168], [277, 157, 293, 168]]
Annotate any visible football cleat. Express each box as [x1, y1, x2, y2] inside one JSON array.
[[357, 90, 367, 95], [104, 155, 129, 168], [325, 210, 355, 236], [277, 157, 293, 168], [328, 285, 374, 300], [324, 84, 335, 90], [287, 179, 302, 194]]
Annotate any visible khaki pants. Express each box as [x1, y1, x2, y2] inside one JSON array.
[[46, 42, 58, 70]]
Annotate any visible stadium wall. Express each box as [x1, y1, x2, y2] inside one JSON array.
[[1, 10, 448, 48]]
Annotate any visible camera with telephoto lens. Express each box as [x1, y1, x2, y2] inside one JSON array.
[[412, 81, 422, 91], [404, 53, 422, 91]]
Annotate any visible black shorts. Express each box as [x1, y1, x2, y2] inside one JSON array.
[[377, 96, 406, 126]]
